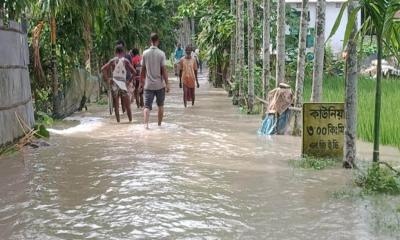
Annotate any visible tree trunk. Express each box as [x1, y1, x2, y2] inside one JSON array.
[[50, 16, 61, 118], [293, 0, 309, 134], [311, 0, 326, 102], [187, 17, 192, 46], [233, 0, 240, 105], [344, 0, 358, 168], [262, 0, 271, 103], [276, 0, 286, 86], [238, 0, 245, 102], [373, 34, 383, 163], [83, 18, 92, 73], [229, 0, 236, 84], [247, 0, 255, 112], [191, 18, 195, 38], [234, 0, 244, 103]]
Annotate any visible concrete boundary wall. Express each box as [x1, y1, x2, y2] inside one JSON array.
[[0, 20, 34, 146]]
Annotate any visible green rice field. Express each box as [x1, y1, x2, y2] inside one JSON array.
[[303, 76, 400, 148]]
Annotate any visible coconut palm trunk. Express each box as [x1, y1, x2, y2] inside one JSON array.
[[50, 15, 61, 117], [238, 0, 245, 102], [83, 18, 92, 73], [191, 17, 195, 40], [276, 0, 286, 86], [311, 0, 326, 102], [247, 0, 255, 112], [229, 0, 236, 85], [293, 0, 309, 133], [344, 0, 358, 168], [262, 0, 271, 102], [233, 0, 241, 104]]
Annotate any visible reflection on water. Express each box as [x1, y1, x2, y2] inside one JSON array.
[[1, 74, 400, 239]]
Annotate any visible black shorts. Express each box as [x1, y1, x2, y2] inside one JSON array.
[[144, 88, 165, 110]]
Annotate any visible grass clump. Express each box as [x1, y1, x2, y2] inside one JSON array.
[[355, 164, 400, 195], [289, 156, 339, 170], [96, 97, 108, 105]]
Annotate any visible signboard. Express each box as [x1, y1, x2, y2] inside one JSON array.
[[302, 103, 345, 158]]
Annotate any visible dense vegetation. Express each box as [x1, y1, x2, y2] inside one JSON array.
[[1, 0, 183, 114]]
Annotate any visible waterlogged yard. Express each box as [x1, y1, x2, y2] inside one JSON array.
[[304, 76, 400, 148]]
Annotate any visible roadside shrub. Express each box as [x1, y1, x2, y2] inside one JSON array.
[[289, 156, 339, 170], [355, 164, 400, 195]]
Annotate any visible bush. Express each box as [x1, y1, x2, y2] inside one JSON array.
[[355, 164, 400, 195], [34, 124, 50, 138], [324, 43, 345, 76], [35, 111, 54, 126]]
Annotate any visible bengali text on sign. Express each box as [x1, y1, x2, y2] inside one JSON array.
[[302, 103, 345, 158]]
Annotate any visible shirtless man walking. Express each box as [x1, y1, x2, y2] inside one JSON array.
[[140, 33, 170, 129], [101, 45, 136, 123]]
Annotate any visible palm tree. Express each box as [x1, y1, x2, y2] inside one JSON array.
[[293, 0, 309, 134], [311, 0, 326, 102], [236, 0, 245, 102], [343, 0, 358, 168], [331, 0, 400, 162], [229, 0, 236, 85], [276, 0, 286, 86], [70, 0, 132, 73], [247, 0, 255, 112], [38, 0, 63, 117], [262, 0, 271, 102]]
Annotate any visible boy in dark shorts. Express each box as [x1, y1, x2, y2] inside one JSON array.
[[131, 48, 144, 108]]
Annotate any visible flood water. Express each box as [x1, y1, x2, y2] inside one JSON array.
[[1, 73, 400, 240]]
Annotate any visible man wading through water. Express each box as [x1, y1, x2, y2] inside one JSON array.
[[116, 40, 133, 114], [179, 46, 199, 107], [101, 45, 136, 123], [140, 33, 170, 129]]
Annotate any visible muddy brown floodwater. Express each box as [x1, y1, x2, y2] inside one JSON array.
[[1, 73, 400, 240]]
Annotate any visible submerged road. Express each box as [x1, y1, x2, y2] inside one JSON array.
[[1, 72, 400, 239]]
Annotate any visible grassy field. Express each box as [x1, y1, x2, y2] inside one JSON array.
[[302, 75, 400, 148]]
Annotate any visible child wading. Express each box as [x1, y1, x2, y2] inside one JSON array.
[[101, 45, 136, 123], [131, 48, 144, 108], [179, 46, 199, 107]]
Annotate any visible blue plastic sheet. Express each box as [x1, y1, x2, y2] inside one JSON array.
[[258, 109, 291, 135]]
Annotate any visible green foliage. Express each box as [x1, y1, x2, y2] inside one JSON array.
[[289, 156, 339, 170], [355, 164, 400, 195], [96, 97, 108, 105], [34, 124, 50, 138], [9, 0, 183, 115], [0, 145, 17, 156], [359, 36, 378, 58], [196, 6, 234, 68], [324, 43, 345, 76], [303, 75, 400, 148], [34, 111, 52, 138], [35, 111, 54, 126]]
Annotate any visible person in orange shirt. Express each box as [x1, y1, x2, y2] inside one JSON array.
[[179, 46, 199, 107]]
